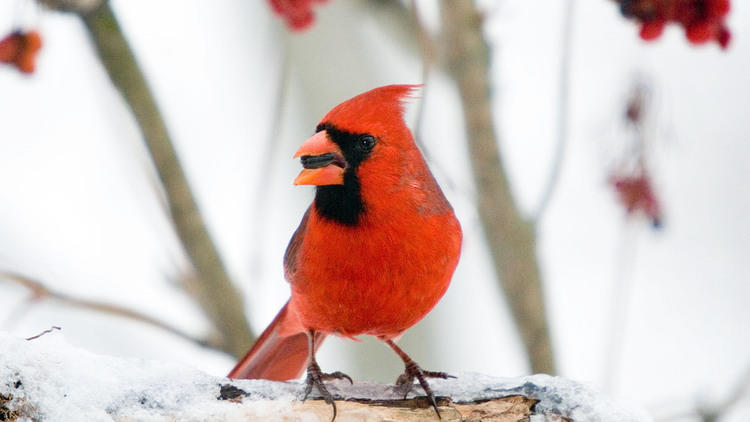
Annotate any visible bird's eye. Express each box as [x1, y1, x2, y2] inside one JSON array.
[[359, 135, 376, 152]]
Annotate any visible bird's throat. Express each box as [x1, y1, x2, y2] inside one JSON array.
[[314, 171, 364, 225]]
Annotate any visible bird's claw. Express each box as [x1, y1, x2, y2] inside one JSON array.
[[394, 363, 450, 419], [395, 367, 451, 397], [303, 362, 352, 421], [320, 371, 353, 384]]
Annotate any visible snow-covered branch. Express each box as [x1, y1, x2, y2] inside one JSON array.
[[0, 331, 646, 421]]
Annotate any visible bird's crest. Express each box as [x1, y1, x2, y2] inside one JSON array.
[[319, 85, 421, 136]]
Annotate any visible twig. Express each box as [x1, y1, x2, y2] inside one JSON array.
[[25, 326, 61, 341], [408, 0, 434, 154], [534, 0, 576, 222], [698, 366, 750, 422], [405, 1, 458, 194], [718, 366, 750, 416], [602, 220, 638, 392], [250, 28, 290, 280], [439, 0, 556, 374], [67, 1, 254, 357], [1, 271, 217, 349], [36, 0, 101, 15], [654, 366, 750, 421]]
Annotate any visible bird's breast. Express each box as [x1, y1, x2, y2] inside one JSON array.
[[287, 206, 461, 339]]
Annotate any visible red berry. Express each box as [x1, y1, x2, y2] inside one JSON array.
[[686, 21, 715, 44], [0, 32, 22, 63], [717, 26, 731, 48], [0, 30, 42, 74], [708, 0, 731, 18], [639, 20, 666, 40], [267, 0, 327, 31], [616, 0, 732, 49], [610, 172, 662, 227]]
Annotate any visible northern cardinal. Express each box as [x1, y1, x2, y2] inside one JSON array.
[[229, 85, 462, 418]]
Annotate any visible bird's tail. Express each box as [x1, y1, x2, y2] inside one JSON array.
[[227, 300, 325, 380]]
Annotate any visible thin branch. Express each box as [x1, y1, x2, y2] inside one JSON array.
[[718, 366, 750, 416], [534, 0, 576, 222], [408, 0, 433, 154], [1, 271, 217, 349], [698, 366, 750, 422], [602, 220, 638, 392], [25, 326, 61, 341], [250, 28, 290, 280], [654, 366, 750, 421], [439, 0, 556, 374], [405, 0, 464, 197], [60, 1, 255, 357], [36, 0, 101, 14]]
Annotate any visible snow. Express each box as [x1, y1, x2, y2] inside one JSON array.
[[0, 330, 293, 421], [0, 330, 648, 421]]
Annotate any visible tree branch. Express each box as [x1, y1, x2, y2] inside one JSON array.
[[534, 0, 576, 222], [25, 326, 61, 341], [37, 0, 255, 357], [1, 271, 216, 349], [439, 0, 556, 374]]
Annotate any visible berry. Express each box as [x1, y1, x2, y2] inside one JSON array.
[[639, 20, 666, 40], [268, 0, 329, 32], [609, 172, 662, 227], [614, 0, 732, 49], [0, 30, 42, 74]]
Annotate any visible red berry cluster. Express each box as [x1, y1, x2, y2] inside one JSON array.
[[616, 0, 731, 49], [268, 0, 329, 31], [609, 171, 662, 228], [0, 30, 42, 74]]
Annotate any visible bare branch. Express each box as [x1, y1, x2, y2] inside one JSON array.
[[250, 29, 290, 280], [36, 0, 102, 15], [699, 366, 750, 422], [403, 0, 464, 196], [652, 365, 750, 421], [534, 0, 576, 222], [25, 326, 61, 341], [37, 1, 256, 357], [439, 0, 556, 374], [602, 222, 639, 392], [1, 271, 217, 350]]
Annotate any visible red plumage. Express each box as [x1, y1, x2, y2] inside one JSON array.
[[229, 85, 461, 390]]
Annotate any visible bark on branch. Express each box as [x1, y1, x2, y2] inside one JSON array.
[[439, 0, 556, 374]]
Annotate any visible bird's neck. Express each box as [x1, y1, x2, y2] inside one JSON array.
[[313, 171, 364, 226]]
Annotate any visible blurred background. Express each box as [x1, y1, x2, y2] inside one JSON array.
[[1, 0, 748, 420]]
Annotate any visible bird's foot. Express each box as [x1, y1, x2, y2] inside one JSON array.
[[394, 363, 454, 419], [303, 361, 352, 421]]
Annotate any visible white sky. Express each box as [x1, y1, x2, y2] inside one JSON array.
[[1, 1, 748, 420]]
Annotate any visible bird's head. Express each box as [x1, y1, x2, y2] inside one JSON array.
[[292, 85, 424, 225], [293, 84, 420, 186]]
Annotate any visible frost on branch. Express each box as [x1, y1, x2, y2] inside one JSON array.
[[0, 331, 647, 421]]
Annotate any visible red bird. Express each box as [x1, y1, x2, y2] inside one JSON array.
[[228, 85, 462, 418]]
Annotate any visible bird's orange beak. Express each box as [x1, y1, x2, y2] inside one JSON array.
[[293, 130, 346, 186]]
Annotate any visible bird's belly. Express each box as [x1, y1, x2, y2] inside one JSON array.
[[290, 265, 450, 338], [288, 222, 459, 338]]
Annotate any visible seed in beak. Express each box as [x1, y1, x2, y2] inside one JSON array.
[[300, 153, 336, 169]]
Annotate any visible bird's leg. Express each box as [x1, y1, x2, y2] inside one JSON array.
[[383, 338, 452, 419], [303, 330, 352, 421]]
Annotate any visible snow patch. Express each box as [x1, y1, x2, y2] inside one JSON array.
[[0, 331, 648, 421]]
